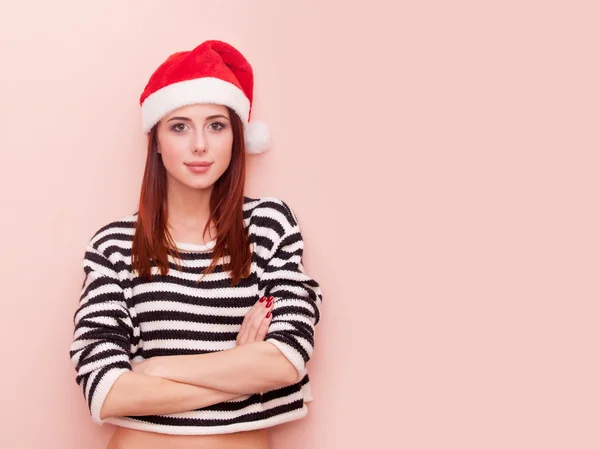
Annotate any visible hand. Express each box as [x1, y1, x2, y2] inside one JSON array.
[[236, 296, 274, 346]]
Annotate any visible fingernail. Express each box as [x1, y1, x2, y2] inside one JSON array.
[[266, 311, 272, 318], [265, 300, 272, 308], [259, 296, 266, 302], [268, 296, 274, 302]]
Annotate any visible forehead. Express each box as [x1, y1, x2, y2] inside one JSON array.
[[165, 103, 230, 119]]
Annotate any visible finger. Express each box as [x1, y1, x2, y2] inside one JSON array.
[[246, 296, 271, 328], [260, 295, 274, 314], [238, 296, 265, 343], [237, 316, 250, 345], [248, 299, 274, 342], [246, 309, 266, 342], [244, 296, 265, 324], [237, 318, 247, 345], [252, 295, 270, 318], [237, 327, 248, 345], [238, 313, 249, 339], [256, 310, 273, 341], [238, 296, 272, 345]]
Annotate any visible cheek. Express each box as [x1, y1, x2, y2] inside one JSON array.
[[160, 139, 188, 166], [211, 134, 234, 164]]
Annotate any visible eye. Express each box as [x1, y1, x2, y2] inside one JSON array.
[[171, 123, 189, 132], [208, 122, 226, 132]]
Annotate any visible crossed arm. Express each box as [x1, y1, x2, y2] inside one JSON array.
[[100, 296, 298, 420]]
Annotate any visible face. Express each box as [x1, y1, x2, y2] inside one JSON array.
[[156, 103, 234, 192]]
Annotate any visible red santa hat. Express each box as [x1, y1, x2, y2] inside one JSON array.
[[139, 40, 271, 154]]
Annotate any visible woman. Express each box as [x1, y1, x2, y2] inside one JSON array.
[[69, 40, 323, 449]]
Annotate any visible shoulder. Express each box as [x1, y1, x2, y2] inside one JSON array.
[[243, 196, 300, 236], [86, 213, 138, 253], [80, 213, 136, 276]]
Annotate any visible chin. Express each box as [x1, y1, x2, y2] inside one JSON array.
[[186, 180, 218, 190], [169, 169, 224, 191]]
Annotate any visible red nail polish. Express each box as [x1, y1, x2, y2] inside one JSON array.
[[268, 296, 274, 302], [266, 311, 272, 318], [259, 296, 266, 302], [265, 300, 272, 308]]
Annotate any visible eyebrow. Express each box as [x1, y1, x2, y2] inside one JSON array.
[[167, 114, 230, 122]]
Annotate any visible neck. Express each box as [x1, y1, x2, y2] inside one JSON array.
[[165, 177, 216, 242]]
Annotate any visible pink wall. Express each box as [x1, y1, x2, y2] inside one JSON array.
[[1, 1, 599, 448]]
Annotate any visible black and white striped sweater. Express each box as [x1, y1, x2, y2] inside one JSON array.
[[69, 196, 323, 435]]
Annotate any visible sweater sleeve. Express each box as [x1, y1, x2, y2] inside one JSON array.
[[69, 243, 133, 424], [259, 201, 323, 383]]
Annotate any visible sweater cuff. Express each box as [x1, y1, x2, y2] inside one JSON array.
[[265, 339, 307, 383], [90, 367, 130, 424]]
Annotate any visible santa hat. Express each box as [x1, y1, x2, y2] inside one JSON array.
[[139, 40, 271, 154]]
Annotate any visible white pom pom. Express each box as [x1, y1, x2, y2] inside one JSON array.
[[244, 121, 271, 154]]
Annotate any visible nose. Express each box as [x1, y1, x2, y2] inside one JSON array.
[[193, 130, 207, 153]]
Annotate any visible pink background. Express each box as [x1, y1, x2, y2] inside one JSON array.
[[0, 1, 599, 448]]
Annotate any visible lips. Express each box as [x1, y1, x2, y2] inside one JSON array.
[[185, 161, 213, 174], [185, 161, 213, 167]]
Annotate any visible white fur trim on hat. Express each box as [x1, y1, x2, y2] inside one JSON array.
[[244, 121, 271, 154], [141, 77, 251, 133]]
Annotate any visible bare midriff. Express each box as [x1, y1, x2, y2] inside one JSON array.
[[106, 427, 269, 449]]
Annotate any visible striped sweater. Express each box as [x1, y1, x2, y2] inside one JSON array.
[[69, 196, 322, 435]]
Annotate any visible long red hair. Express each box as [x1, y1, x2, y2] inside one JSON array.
[[131, 107, 252, 286]]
